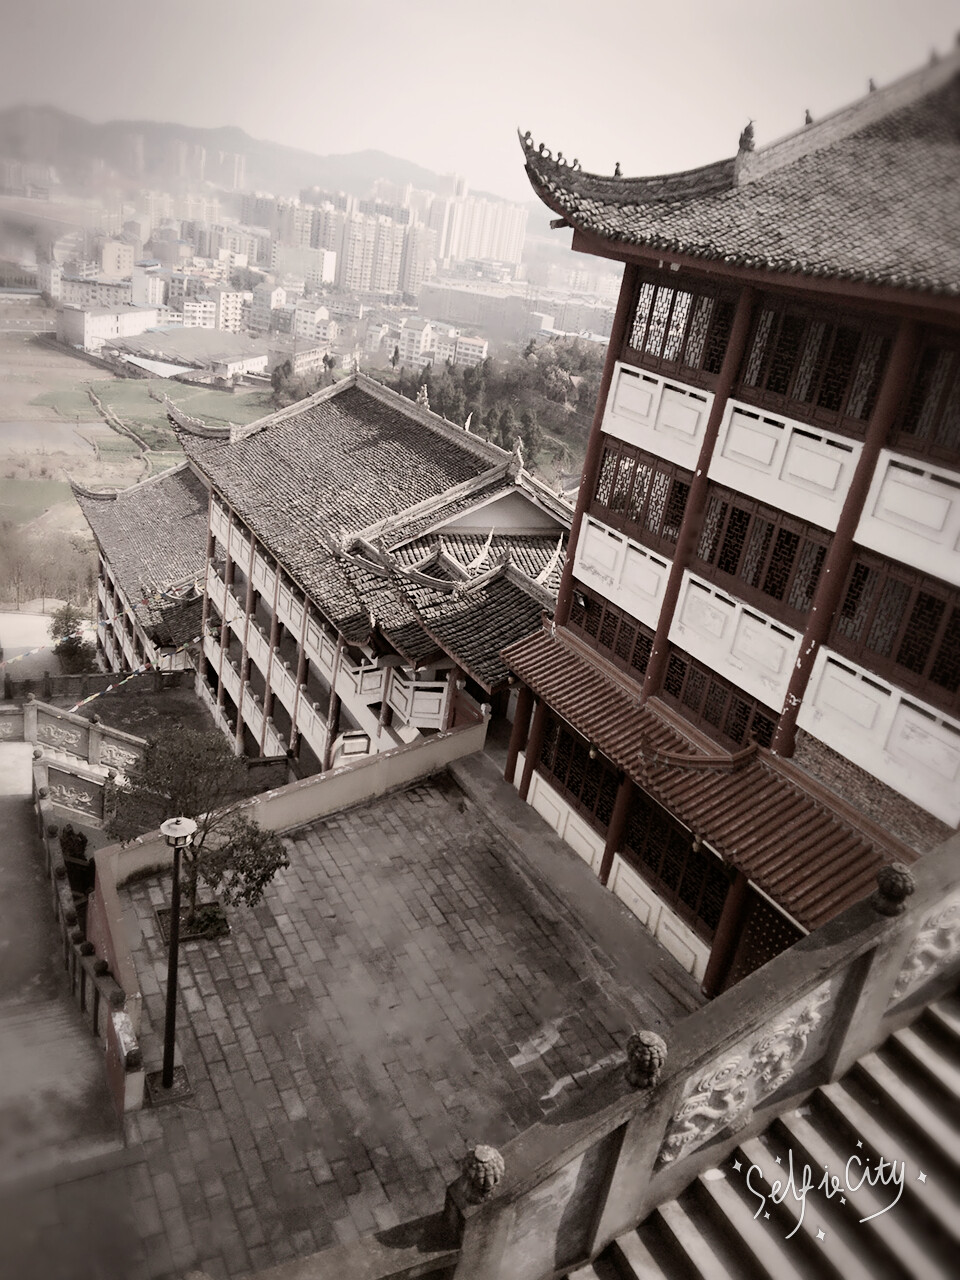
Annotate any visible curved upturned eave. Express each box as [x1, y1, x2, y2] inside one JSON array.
[[521, 146, 960, 299]]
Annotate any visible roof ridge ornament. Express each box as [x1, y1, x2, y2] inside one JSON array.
[[738, 120, 755, 153]]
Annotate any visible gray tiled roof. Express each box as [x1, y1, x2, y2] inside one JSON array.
[[522, 60, 960, 295], [74, 465, 207, 645], [393, 532, 566, 591], [412, 569, 549, 691], [180, 379, 504, 638]]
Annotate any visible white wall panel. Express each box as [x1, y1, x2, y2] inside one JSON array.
[[601, 362, 712, 471], [798, 649, 960, 825], [670, 572, 800, 710], [608, 855, 708, 980], [856, 451, 960, 587], [709, 401, 860, 530], [574, 516, 671, 631]]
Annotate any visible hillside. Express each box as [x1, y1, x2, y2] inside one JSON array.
[[0, 104, 473, 199]]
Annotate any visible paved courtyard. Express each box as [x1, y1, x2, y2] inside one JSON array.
[[3, 770, 696, 1280]]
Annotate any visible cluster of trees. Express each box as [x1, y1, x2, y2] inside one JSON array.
[[270, 356, 338, 407], [50, 602, 96, 673], [379, 336, 604, 476], [0, 522, 96, 610]]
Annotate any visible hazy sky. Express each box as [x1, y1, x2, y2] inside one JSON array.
[[3, 0, 958, 200]]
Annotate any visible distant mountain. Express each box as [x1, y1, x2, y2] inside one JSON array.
[[0, 104, 468, 200]]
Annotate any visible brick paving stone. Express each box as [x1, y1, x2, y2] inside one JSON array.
[[90, 771, 698, 1278]]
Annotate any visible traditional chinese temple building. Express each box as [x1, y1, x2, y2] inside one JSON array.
[[506, 50, 960, 992], [170, 375, 569, 771], [75, 464, 207, 675]]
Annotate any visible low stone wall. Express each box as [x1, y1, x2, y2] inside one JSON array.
[[4, 668, 188, 703]]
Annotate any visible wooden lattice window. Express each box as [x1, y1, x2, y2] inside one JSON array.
[[622, 793, 730, 942], [591, 439, 692, 555], [694, 487, 831, 627], [660, 647, 778, 750], [623, 274, 736, 387], [539, 713, 620, 833], [831, 553, 960, 717], [723, 890, 803, 989], [568, 586, 654, 682], [892, 338, 960, 466], [738, 299, 892, 436]]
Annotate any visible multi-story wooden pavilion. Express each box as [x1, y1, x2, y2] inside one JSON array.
[[171, 374, 570, 772], [505, 51, 960, 992]]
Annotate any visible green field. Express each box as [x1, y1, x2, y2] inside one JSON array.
[[30, 388, 101, 420], [168, 384, 273, 425], [148, 450, 185, 475], [0, 477, 73, 521], [31, 374, 273, 438]]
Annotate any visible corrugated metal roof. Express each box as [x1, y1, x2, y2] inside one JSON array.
[[502, 629, 916, 930]]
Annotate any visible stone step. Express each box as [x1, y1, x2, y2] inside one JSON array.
[[816, 1079, 960, 1248], [654, 1196, 742, 1279], [923, 995, 960, 1042], [739, 1135, 861, 1280], [853, 1052, 960, 1172], [774, 1106, 952, 1280], [608, 1228, 672, 1279], [694, 1165, 808, 1280], [891, 1023, 960, 1101]]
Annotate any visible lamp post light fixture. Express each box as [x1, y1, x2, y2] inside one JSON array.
[[158, 815, 197, 1091]]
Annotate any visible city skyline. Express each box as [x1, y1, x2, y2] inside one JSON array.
[[1, 0, 957, 202]]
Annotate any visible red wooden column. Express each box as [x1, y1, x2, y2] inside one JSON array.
[[770, 319, 920, 757], [554, 263, 640, 627], [599, 775, 634, 886], [641, 286, 756, 703], [517, 699, 547, 802], [700, 869, 750, 998], [504, 683, 534, 784]]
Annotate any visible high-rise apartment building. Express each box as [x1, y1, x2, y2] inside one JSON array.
[[399, 224, 437, 298], [98, 239, 135, 280]]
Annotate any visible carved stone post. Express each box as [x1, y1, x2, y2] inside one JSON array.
[[624, 1030, 667, 1089], [443, 1145, 505, 1246]]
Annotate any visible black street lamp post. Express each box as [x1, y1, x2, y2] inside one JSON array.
[[159, 815, 197, 1090]]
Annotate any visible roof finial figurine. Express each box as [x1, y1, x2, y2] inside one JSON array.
[[416, 383, 430, 410], [804, 109, 813, 125], [929, 47, 939, 65], [738, 120, 755, 153], [868, 77, 877, 92], [614, 161, 622, 177], [464, 411, 472, 433]]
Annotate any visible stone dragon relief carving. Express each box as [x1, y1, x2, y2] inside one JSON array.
[[99, 741, 141, 770], [37, 722, 84, 751], [48, 781, 99, 813], [890, 894, 960, 1005], [657, 979, 834, 1166]]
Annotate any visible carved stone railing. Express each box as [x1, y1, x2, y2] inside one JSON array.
[[32, 762, 144, 1119], [265, 832, 960, 1280], [2, 697, 147, 772]]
